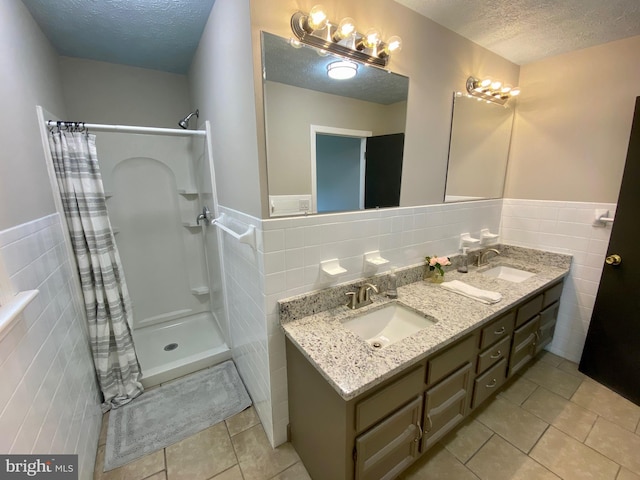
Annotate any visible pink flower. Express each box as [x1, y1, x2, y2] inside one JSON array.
[[437, 256, 451, 266], [429, 257, 438, 267]]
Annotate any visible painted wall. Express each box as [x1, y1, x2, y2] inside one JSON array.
[[189, 0, 264, 219], [250, 0, 520, 217], [0, 0, 67, 230], [505, 35, 640, 202], [265, 81, 406, 195]]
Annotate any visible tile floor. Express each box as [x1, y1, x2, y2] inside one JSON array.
[[94, 352, 640, 480]]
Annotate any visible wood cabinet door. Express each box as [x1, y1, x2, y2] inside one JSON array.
[[354, 396, 422, 480], [422, 362, 473, 450]]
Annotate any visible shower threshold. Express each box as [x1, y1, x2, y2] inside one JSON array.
[[133, 311, 231, 388]]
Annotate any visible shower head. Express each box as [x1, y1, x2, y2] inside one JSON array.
[[178, 109, 199, 129]]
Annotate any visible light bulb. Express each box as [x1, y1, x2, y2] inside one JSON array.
[[479, 78, 492, 88], [501, 84, 512, 94], [362, 28, 381, 49], [381, 35, 402, 57], [306, 5, 328, 31], [491, 80, 502, 91], [510, 86, 521, 96], [333, 17, 356, 41]]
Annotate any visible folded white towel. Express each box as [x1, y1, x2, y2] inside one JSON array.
[[440, 280, 502, 305]]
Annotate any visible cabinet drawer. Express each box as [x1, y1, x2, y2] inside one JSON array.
[[515, 294, 543, 327], [355, 396, 422, 480], [512, 315, 540, 346], [477, 336, 511, 374], [479, 311, 515, 350], [426, 335, 476, 386], [543, 282, 564, 308], [356, 366, 425, 433], [472, 359, 507, 408], [423, 363, 472, 450]]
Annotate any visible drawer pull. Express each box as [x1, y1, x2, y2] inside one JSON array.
[[490, 350, 502, 359], [425, 415, 433, 432], [494, 326, 506, 335], [414, 422, 423, 442], [486, 378, 497, 388]]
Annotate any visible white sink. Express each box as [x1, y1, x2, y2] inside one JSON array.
[[482, 265, 535, 283], [342, 303, 436, 349]]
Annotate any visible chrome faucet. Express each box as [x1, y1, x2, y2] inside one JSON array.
[[346, 283, 379, 309], [477, 248, 501, 267]]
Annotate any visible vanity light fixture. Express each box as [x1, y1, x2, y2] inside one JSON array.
[[465, 76, 521, 106], [291, 5, 402, 67], [327, 60, 358, 80]]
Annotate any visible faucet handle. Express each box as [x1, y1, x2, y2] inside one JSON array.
[[346, 291, 357, 309]]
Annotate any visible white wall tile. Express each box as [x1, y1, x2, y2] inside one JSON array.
[[0, 214, 101, 476], [501, 199, 615, 362]]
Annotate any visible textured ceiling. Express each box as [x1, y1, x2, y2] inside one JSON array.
[[263, 33, 409, 105], [21, 0, 215, 74], [394, 0, 640, 65]]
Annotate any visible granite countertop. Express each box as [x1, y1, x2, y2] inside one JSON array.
[[279, 246, 571, 401]]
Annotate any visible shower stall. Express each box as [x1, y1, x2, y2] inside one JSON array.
[[38, 108, 231, 388]]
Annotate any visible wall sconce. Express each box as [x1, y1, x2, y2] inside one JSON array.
[[465, 76, 521, 106], [291, 5, 402, 68]]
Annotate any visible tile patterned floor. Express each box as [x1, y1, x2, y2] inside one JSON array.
[[95, 352, 640, 480]]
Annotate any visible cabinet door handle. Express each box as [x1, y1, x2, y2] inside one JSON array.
[[425, 415, 433, 432], [486, 378, 497, 388], [494, 326, 506, 335], [414, 422, 423, 442], [490, 350, 502, 359]]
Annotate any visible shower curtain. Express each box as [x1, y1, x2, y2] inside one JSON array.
[[48, 129, 143, 411]]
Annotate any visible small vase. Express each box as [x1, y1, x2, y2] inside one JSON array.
[[431, 271, 445, 283]]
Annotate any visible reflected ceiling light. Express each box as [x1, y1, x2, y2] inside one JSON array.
[[466, 76, 521, 106], [290, 8, 402, 67], [327, 60, 358, 80]]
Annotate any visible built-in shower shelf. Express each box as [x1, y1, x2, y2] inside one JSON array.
[[178, 189, 199, 196], [104, 192, 113, 198], [190, 286, 209, 295]]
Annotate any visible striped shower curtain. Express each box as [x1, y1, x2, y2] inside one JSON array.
[[48, 130, 143, 411]]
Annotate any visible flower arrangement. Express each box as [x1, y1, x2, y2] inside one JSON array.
[[425, 255, 451, 282]]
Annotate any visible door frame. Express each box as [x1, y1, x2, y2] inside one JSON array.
[[310, 125, 372, 213]]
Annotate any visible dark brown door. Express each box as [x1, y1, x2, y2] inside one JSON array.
[[579, 97, 640, 405], [364, 133, 404, 209]]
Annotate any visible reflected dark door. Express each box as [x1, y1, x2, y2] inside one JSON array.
[[579, 97, 640, 405], [364, 133, 404, 209]]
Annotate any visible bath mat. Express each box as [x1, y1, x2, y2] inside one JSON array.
[[104, 360, 252, 471]]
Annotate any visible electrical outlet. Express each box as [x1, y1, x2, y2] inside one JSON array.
[[299, 199, 310, 211]]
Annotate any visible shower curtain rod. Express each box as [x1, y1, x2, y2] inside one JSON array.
[[46, 120, 206, 137]]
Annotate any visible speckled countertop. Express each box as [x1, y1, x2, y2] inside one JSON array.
[[279, 246, 571, 401]]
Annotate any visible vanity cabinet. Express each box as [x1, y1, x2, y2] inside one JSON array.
[[286, 279, 564, 480]]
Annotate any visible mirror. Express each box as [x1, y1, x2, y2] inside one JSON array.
[[261, 32, 409, 216], [444, 93, 515, 202]]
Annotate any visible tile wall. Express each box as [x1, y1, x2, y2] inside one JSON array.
[[218, 200, 502, 446], [0, 214, 102, 479], [501, 199, 616, 362]]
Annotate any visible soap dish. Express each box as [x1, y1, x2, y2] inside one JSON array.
[[320, 259, 347, 277], [364, 250, 389, 270]]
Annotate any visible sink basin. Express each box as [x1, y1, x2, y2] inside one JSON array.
[[342, 303, 436, 349], [482, 265, 535, 283]]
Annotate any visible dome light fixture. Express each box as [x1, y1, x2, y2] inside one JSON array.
[[327, 60, 358, 80]]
